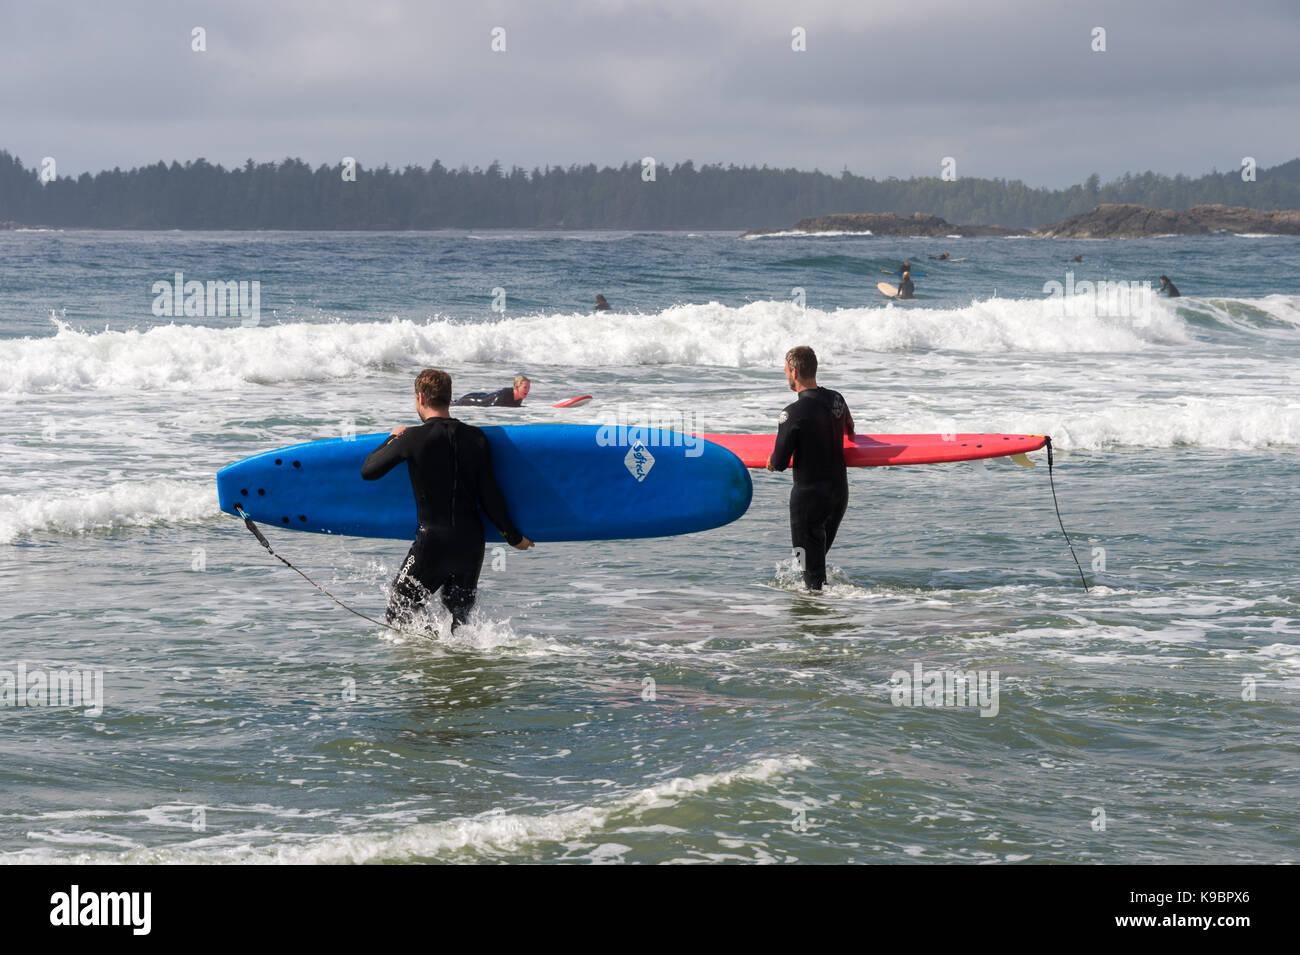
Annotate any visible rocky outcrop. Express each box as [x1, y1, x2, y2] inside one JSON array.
[[742, 212, 1015, 238], [745, 203, 1300, 239], [1036, 203, 1300, 238]]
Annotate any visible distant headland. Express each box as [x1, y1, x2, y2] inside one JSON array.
[[1034, 203, 1300, 238], [742, 213, 1016, 238], [743, 204, 1300, 239]]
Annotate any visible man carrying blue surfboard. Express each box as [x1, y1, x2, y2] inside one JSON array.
[[765, 346, 855, 591], [362, 368, 534, 631]]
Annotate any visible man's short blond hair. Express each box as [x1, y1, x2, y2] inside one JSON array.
[[513, 374, 531, 389], [415, 368, 452, 408], [785, 346, 817, 380]]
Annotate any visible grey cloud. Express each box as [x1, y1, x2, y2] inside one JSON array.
[[1, 0, 1296, 187]]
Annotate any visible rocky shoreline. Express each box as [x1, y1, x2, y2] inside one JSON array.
[[742, 212, 1016, 238], [745, 203, 1300, 238], [1035, 203, 1300, 238]]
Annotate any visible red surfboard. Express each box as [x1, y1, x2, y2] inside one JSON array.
[[697, 432, 1047, 468], [553, 395, 594, 408]]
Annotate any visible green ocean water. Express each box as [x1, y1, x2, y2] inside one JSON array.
[[1, 230, 1297, 863]]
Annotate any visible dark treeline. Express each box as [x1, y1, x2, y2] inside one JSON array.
[[3, 150, 1299, 230]]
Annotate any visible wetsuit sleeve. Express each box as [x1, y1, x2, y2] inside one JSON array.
[[474, 435, 524, 544], [770, 409, 798, 471], [844, 401, 856, 440], [489, 387, 518, 407], [361, 433, 406, 480]]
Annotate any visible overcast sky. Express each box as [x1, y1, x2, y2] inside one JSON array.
[[3, 0, 1298, 187]]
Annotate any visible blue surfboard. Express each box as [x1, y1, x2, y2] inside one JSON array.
[[216, 424, 752, 542]]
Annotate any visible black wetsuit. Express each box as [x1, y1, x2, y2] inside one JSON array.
[[1159, 280, 1180, 298], [453, 387, 521, 407], [898, 275, 915, 299], [361, 417, 522, 628], [770, 387, 855, 590]]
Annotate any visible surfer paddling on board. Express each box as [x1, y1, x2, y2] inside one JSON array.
[[453, 374, 530, 407], [765, 346, 855, 592], [362, 368, 534, 631]]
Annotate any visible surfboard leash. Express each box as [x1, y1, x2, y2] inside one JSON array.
[[1044, 437, 1090, 592], [232, 505, 431, 638]]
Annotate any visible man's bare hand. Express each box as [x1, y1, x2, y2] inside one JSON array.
[[389, 425, 407, 438], [765, 455, 777, 472], [512, 537, 535, 550]]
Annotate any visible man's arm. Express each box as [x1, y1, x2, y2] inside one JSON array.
[[360, 432, 406, 481], [767, 410, 798, 472], [844, 401, 856, 440], [473, 435, 528, 546]]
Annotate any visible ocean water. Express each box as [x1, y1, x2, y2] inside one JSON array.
[[1, 230, 1297, 864]]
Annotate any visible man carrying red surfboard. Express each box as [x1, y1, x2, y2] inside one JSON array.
[[765, 346, 855, 591]]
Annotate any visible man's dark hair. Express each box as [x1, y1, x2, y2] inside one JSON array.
[[415, 368, 452, 408], [1159, 275, 1169, 282], [785, 346, 817, 380]]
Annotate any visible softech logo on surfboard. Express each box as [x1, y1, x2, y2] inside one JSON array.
[[624, 440, 654, 481]]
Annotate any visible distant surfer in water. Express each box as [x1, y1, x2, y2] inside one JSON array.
[[362, 368, 534, 630], [1158, 275, 1180, 297], [897, 269, 915, 300], [1070, 254, 1083, 263], [453, 374, 531, 407], [766, 346, 855, 592], [883, 260, 923, 280], [594, 294, 612, 312], [930, 252, 951, 260]]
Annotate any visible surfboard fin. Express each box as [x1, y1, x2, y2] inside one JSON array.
[[1008, 453, 1036, 468]]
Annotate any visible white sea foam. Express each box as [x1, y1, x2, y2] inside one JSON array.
[[0, 479, 218, 544], [1025, 395, 1300, 450], [742, 229, 872, 239], [0, 754, 811, 864], [378, 614, 586, 658], [1, 318, 426, 394], [5, 299, 1298, 452], [0, 296, 1218, 395]]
